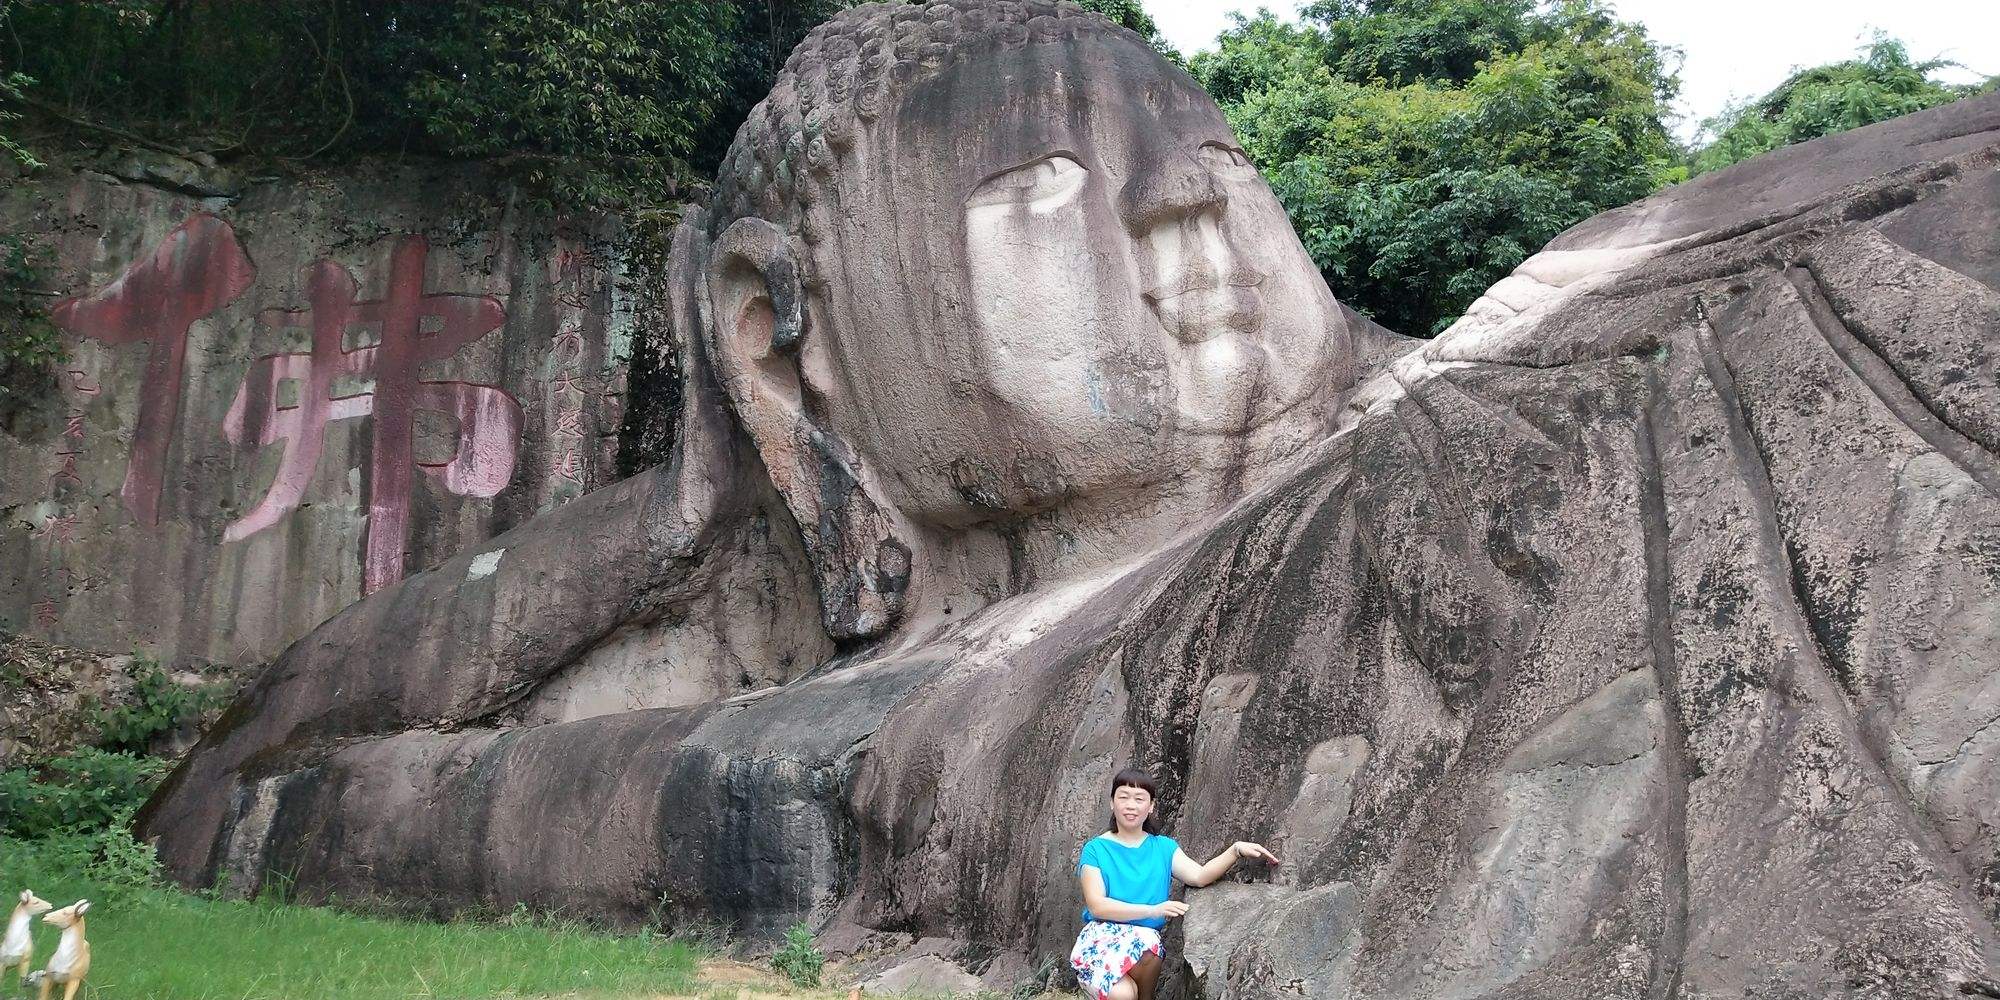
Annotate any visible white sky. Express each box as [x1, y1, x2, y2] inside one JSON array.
[[1149, 0, 2000, 143]]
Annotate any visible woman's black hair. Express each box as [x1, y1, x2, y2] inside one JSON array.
[[1106, 767, 1161, 834]]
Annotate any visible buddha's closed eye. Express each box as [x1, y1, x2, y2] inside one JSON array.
[[967, 154, 1088, 213], [1199, 143, 1257, 181]]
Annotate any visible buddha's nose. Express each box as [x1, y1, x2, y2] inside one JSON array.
[[1120, 148, 1228, 234]]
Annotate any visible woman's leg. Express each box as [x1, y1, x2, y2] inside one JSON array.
[[1128, 952, 1162, 1000]]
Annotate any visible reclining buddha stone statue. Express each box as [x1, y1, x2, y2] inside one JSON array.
[[142, 2, 2000, 996]]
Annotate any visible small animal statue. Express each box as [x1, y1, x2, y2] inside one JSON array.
[[1, 891, 51, 983], [35, 899, 89, 1000]]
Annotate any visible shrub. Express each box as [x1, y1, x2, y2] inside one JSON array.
[[87, 656, 227, 754], [0, 747, 173, 838], [84, 823, 166, 896], [1192, 0, 1682, 335], [770, 921, 824, 988]]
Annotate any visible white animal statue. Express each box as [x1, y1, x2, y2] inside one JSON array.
[[1, 891, 51, 983], [36, 899, 89, 1000]]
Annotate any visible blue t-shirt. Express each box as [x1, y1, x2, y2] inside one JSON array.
[[1077, 833, 1178, 929]]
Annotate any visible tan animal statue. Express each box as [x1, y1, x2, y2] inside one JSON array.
[[1, 891, 51, 983], [35, 900, 88, 1000]]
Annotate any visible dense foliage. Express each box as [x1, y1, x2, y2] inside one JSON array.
[[0, 746, 171, 839], [87, 657, 229, 754], [0, 0, 857, 208], [1193, 0, 1683, 335], [1692, 37, 1994, 176]]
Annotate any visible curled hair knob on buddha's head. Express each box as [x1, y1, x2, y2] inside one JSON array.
[[705, 0, 1151, 245]]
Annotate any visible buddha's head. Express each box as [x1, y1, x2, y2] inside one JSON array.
[[688, 0, 1356, 640]]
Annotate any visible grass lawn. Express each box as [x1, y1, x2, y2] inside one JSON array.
[[0, 835, 723, 999], [0, 835, 1055, 1000]]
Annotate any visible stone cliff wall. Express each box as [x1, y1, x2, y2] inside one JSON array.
[[0, 154, 649, 670]]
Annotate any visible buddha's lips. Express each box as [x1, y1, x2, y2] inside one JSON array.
[[1144, 267, 1266, 305], [1145, 272, 1267, 344]]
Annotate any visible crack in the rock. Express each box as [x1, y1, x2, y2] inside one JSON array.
[[1506, 742, 1655, 777], [1785, 264, 2000, 499], [1917, 121, 2000, 148], [1636, 396, 1693, 1000], [1424, 346, 1661, 374], [1428, 369, 1564, 453], [1918, 708, 2000, 770]]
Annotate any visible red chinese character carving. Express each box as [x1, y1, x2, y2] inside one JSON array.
[[31, 598, 58, 629], [553, 407, 586, 439], [550, 368, 586, 399], [50, 449, 83, 488], [223, 236, 524, 594], [554, 448, 586, 488], [35, 513, 80, 545], [63, 411, 85, 440], [549, 245, 593, 311], [551, 323, 586, 362], [66, 369, 100, 396], [50, 213, 254, 527]]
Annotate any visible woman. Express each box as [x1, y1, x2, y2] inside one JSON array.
[[1070, 768, 1279, 1000]]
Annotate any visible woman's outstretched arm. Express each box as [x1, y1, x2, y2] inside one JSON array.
[[1171, 842, 1278, 888]]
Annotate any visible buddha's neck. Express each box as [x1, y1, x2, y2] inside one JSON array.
[[884, 446, 1304, 642]]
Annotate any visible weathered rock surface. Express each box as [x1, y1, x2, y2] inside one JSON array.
[[863, 954, 986, 995], [0, 160, 646, 672], [141, 3, 2000, 998]]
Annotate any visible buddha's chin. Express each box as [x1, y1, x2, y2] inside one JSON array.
[[1167, 334, 1335, 437]]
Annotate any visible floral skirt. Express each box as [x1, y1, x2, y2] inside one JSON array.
[[1069, 920, 1163, 1000]]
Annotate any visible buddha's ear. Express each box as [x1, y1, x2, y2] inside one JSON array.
[[706, 217, 912, 641]]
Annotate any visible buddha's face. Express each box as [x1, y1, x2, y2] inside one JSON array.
[[792, 26, 1354, 525]]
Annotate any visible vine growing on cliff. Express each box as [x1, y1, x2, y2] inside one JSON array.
[[0, 69, 32, 168]]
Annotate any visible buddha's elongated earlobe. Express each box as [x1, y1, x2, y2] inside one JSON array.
[[704, 217, 911, 640]]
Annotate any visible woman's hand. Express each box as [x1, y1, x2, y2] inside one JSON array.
[[1152, 900, 1189, 920], [1232, 841, 1278, 865]]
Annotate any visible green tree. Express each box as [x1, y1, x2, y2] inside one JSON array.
[[693, 0, 862, 182], [0, 0, 867, 210], [1074, 0, 1166, 46], [1195, 0, 1681, 336], [403, 1, 739, 208], [1692, 36, 1983, 176], [1305, 0, 1534, 86]]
